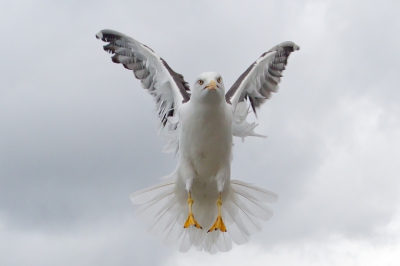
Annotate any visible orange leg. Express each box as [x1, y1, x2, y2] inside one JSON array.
[[183, 192, 202, 229], [208, 193, 227, 232]]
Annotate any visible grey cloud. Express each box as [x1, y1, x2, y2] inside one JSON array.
[[1, 0, 400, 264]]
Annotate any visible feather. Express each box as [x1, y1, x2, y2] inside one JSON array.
[[230, 194, 262, 234], [231, 180, 278, 203], [163, 212, 185, 245], [130, 180, 174, 204], [179, 229, 192, 253], [134, 193, 174, 221]]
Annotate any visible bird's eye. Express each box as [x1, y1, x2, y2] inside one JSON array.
[[198, 80, 204, 85], [217, 77, 222, 83]]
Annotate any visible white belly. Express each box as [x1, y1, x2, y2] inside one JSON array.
[[178, 102, 232, 180]]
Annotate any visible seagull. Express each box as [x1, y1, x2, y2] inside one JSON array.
[[96, 29, 299, 253]]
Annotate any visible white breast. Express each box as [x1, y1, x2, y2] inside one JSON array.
[[178, 101, 232, 179]]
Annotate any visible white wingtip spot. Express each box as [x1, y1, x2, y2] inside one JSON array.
[[96, 31, 103, 39]]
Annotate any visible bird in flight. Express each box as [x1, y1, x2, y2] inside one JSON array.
[[96, 29, 299, 253]]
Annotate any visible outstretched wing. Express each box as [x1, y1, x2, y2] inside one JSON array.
[[225, 41, 299, 139], [96, 29, 191, 153]]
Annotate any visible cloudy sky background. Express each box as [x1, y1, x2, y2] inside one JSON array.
[[1, 0, 400, 265]]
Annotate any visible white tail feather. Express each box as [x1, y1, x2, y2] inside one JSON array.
[[231, 180, 278, 203], [130, 179, 277, 253], [130, 181, 175, 204]]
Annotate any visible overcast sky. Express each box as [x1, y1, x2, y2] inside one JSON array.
[[1, 0, 400, 265]]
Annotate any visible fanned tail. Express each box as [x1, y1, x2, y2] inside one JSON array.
[[129, 178, 277, 254], [130, 178, 187, 244], [224, 180, 278, 244], [197, 180, 278, 253]]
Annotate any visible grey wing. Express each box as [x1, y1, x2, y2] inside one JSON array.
[[96, 29, 191, 153], [225, 41, 299, 139]]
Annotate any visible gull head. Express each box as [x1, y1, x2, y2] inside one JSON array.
[[192, 72, 225, 104]]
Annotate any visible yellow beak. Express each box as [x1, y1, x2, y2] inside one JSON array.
[[205, 80, 217, 90]]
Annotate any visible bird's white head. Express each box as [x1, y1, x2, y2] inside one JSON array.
[[191, 72, 225, 104]]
